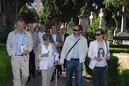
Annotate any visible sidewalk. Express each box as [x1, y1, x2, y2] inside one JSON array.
[[26, 72, 93, 86], [113, 53, 129, 69]]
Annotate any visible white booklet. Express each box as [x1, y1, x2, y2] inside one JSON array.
[[39, 58, 48, 70]]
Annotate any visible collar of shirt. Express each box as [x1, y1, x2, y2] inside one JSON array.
[[52, 34, 56, 42]]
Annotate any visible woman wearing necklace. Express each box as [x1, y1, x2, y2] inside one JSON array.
[[88, 29, 110, 86], [37, 33, 59, 86]]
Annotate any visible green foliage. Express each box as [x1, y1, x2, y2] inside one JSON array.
[[110, 48, 129, 53], [19, 5, 39, 23], [108, 55, 120, 86], [67, 28, 73, 35], [109, 44, 129, 53], [103, 0, 129, 8], [0, 44, 12, 86], [110, 44, 129, 48], [40, 0, 86, 25], [86, 14, 100, 40], [119, 69, 129, 86]]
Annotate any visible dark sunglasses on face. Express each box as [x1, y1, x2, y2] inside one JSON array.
[[95, 34, 101, 36], [73, 29, 80, 31]]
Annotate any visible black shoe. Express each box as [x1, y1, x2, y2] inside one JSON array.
[[36, 70, 41, 76], [51, 73, 54, 81], [32, 73, 36, 78], [57, 74, 60, 78]]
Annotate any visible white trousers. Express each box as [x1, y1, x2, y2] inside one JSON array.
[[11, 56, 29, 86], [41, 66, 54, 86]]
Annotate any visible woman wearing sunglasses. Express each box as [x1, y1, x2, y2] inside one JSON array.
[[88, 29, 110, 86]]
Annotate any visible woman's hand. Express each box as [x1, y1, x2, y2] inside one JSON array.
[[105, 57, 110, 61], [94, 57, 102, 62], [41, 53, 49, 57]]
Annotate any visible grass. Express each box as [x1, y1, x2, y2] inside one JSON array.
[[0, 44, 12, 86]]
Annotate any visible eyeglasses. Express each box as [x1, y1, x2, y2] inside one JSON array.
[[73, 29, 80, 31], [95, 34, 101, 36]]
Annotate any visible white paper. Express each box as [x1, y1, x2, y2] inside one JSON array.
[[39, 58, 49, 70], [21, 45, 27, 53]]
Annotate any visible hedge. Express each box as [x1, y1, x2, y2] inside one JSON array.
[[0, 44, 12, 86], [85, 55, 129, 86], [110, 45, 129, 48], [110, 48, 129, 53]]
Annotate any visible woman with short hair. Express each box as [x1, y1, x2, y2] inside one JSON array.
[[88, 29, 110, 86], [37, 33, 59, 86]]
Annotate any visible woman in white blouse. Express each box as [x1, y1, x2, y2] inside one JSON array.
[[88, 29, 110, 86], [37, 33, 59, 86]]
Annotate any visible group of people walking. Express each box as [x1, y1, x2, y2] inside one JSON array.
[[6, 18, 110, 86]]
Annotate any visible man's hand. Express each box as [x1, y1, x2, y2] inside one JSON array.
[[22, 49, 29, 56], [94, 57, 102, 62]]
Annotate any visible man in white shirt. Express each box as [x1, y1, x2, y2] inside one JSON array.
[[60, 24, 88, 86]]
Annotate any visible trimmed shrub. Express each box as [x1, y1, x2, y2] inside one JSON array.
[[85, 55, 120, 86], [108, 55, 120, 86], [110, 48, 129, 53], [0, 44, 12, 86], [119, 69, 129, 86], [110, 45, 129, 48]]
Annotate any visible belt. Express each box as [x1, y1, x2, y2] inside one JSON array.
[[71, 58, 79, 61], [15, 54, 23, 56]]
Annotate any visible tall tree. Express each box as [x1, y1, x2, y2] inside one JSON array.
[[103, 0, 129, 32], [1, 0, 34, 39], [40, 0, 87, 26], [19, 5, 39, 23]]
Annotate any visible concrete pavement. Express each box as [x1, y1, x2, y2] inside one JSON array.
[[26, 72, 93, 86]]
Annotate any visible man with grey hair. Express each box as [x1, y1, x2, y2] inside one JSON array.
[[6, 19, 33, 86]]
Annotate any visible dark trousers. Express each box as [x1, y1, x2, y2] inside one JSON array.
[[51, 65, 62, 81], [57, 65, 62, 75], [28, 50, 35, 82], [92, 66, 108, 86], [63, 59, 66, 71]]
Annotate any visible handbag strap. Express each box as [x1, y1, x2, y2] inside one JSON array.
[[65, 38, 80, 59], [104, 40, 109, 56]]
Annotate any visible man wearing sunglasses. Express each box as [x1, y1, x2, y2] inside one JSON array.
[[60, 24, 88, 86]]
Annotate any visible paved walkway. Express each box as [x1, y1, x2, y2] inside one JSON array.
[[26, 72, 93, 86], [113, 53, 129, 69], [26, 53, 129, 86]]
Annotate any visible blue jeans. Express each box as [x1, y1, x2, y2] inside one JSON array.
[[92, 66, 108, 86], [66, 59, 83, 86]]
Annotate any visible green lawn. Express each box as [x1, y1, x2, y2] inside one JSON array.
[[0, 44, 12, 86]]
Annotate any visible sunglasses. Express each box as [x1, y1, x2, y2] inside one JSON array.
[[73, 29, 80, 31], [95, 34, 101, 36]]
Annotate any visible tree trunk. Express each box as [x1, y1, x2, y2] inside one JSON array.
[[4, 0, 19, 39]]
